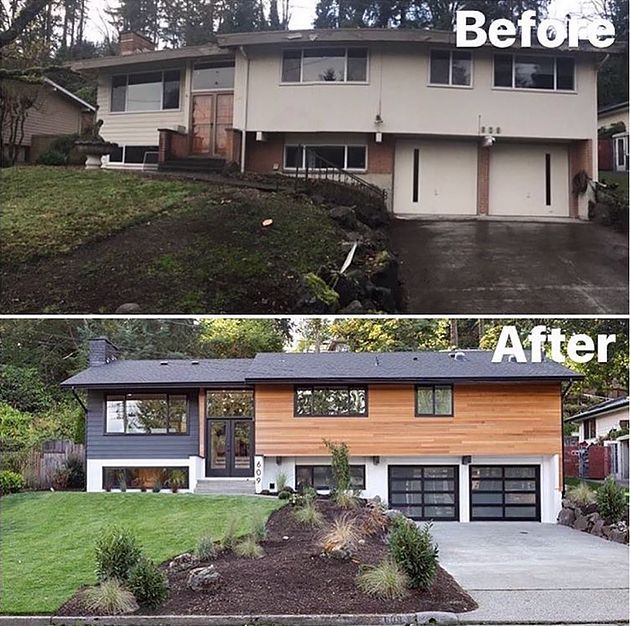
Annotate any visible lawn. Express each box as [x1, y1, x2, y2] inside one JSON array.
[[0, 492, 282, 615], [599, 170, 629, 203]]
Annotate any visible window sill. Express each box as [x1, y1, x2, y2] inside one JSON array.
[[282, 168, 368, 175], [278, 81, 370, 87], [427, 83, 473, 90], [491, 87, 577, 95], [108, 108, 183, 115]]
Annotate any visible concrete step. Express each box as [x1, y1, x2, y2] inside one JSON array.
[[194, 478, 256, 496], [159, 157, 226, 173]]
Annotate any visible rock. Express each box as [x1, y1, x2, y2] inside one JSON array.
[[609, 529, 628, 543], [329, 206, 359, 230], [168, 553, 199, 573], [587, 512, 601, 525], [557, 507, 576, 526], [326, 546, 354, 560], [335, 273, 362, 307], [590, 519, 605, 537], [561, 498, 575, 510], [115, 302, 141, 313], [574, 514, 589, 531], [355, 203, 389, 228], [602, 524, 613, 538], [187, 565, 221, 591], [339, 300, 365, 314], [366, 284, 396, 312], [370, 250, 399, 289], [582, 503, 598, 516]]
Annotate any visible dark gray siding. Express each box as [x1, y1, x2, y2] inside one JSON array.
[[86, 390, 199, 459]]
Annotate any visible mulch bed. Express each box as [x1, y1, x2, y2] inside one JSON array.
[[56, 500, 477, 616]]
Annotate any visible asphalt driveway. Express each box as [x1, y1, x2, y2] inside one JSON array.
[[432, 522, 630, 623], [390, 219, 629, 314]]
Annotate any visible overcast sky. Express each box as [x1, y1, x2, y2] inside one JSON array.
[[84, 0, 598, 41]]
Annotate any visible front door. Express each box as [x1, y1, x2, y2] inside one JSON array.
[[191, 93, 234, 158], [207, 419, 253, 477]]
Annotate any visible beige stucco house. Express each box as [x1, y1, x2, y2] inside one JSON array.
[[71, 29, 622, 220]]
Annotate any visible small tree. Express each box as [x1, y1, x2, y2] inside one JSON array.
[[596, 476, 627, 524], [323, 439, 351, 494]]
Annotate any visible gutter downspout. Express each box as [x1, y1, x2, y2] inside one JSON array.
[[70, 386, 88, 492], [560, 380, 575, 498], [240, 45, 250, 174]]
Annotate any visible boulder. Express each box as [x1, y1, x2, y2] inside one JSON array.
[[581, 503, 599, 516], [339, 300, 365, 314], [369, 250, 399, 290], [335, 273, 362, 307], [561, 498, 576, 510], [609, 529, 628, 544], [187, 565, 221, 591], [329, 206, 359, 230], [168, 552, 199, 573], [366, 284, 397, 313], [326, 546, 354, 561], [557, 507, 576, 527], [590, 519, 605, 537], [602, 524, 613, 538], [574, 514, 589, 531], [116, 302, 141, 313]]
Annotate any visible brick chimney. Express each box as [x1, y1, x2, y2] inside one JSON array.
[[89, 337, 119, 367], [119, 31, 155, 56]]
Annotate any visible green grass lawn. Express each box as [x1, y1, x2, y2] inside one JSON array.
[[0, 492, 282, 615], [565, 477, 603, 491], [599, 170, 629, 202]]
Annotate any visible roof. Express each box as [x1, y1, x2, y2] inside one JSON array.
[[61, 349, 581, 388], [566, 396, 629, 423], [598, 100, 629, 116], [43, 78, 96, 111]]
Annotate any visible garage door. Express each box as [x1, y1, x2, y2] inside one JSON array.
[[388, 465, 459, 521], [489, 144, 569, 217], [393, 140, 477, 216], [470, 465, 540, 521]]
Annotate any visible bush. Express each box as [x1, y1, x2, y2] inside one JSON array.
[[36, 150, 67, 166], [324, 440, 351, 493], [278, 488, 291, 500], [233, 536, 264, 559], [63, 454, 85, 489], [320, 513, 361, 557], [0, 365, 52, 414], [334, 489, 359, 509], [218, 514, 240, 551], [567, 482, 596, 507], [596, 476, 627, 523], [293, 501, 324, 527], [0, 470, 24, 495], [388, 518, 439, 590], [95, 526, 142, 582], [360, 503, 389, 537], [82, 579, 138, 615], [275, 471, 287, 492], [250, 511, 268, 542], [128, 556, 168, 608], [194, 535, 216, 560], [357, 559, 409, 600]]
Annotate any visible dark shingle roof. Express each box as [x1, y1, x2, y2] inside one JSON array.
[[566, 396, 629, 423], [61, 350, 581, 388]]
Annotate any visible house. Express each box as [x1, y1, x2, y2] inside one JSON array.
[[0, 77, 95, 163], [60, 337, 583, 523], [598, 101, 629, 172], [565, 397, 629, 481], [69, 29, 624, 219]]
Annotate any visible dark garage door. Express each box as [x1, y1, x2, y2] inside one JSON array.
[[388, 465, 459, 521], [470, 465, 540, 521]]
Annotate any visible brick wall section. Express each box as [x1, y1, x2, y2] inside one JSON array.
[[158, 129, 189, 162], [568, 139, 593, 219], [477, 145, 490, 215], [368, 135, 395, 174], [245, 132, 285, 172], [119, 31, 154, 55]]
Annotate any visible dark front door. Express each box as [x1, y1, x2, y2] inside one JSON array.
[[191, 93, 234, 157], [207, 419, 254, 477]]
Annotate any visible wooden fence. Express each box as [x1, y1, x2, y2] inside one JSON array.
[[21, 440, 85, 489]]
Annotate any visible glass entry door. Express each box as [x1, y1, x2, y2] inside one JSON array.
[[207, 419, 253, 477]]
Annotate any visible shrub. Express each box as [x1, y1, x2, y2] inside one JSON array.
[[567, 482, 596, 507], [278, 489, 291, 500], [169, 469, 186, 492], [320, 513, 361, 557], [361, 504, 389, 537], [63, 454, 85, 489], [596, 477, 627, 523], [36, 150, 67, 166], [334, 489, 359, 509], [388, 518, 439, 590], [82, 579, 138, 615], [51, 466, 70, 491], [250, 511, 268, 542], [357, 559, 409, 600], [0, 365, 52, 414], [194, 535, 216, 561], [323, 440, 351, 493], [293, 502, 324, 527], [234, 536, 264, 559], [218, 514, 240, 551], [0, 470, 24, 495], [95, 526, 142, 582], [152, 480, 162, 493], [128, 556, 168, 608], [275, 471, 287, 492]]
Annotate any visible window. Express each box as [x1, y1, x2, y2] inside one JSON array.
[[107, 145, 158, 164], [284, 145, 367, 171], [429, 50, 472, 86], [296, 465, 366, 490], [282, 48, 368, 83], [192, 63, 235, 91], [207, 390, 254, 416], [416, 385, 453, 416], [103, 466, 189, 490], [583, 418, 597, 439], [494, 55, 575, 91], [295, 386, 367, 416], [110, 70, 181, 112], [105, 393, 188, 434]]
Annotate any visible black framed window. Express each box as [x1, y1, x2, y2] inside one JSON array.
[[416, 385, 453, 416], [110, 70, 181, 112], [283, 145, 367, 171], [494, 54, 575, 91], [281, 48, 368, 83], [103, 466, 189, 490], [206, 389, 254, 417], [583, 418, 597, 439], [296, 465, 366, 490], [294, 386, 367, 417], [429, 50, 472, 86], [105, 393, 188, 434]]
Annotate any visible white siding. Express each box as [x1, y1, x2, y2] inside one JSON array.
[[578, 406, 629, 443]]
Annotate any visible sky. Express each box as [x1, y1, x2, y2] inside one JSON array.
[[84, 0, 598, 41]]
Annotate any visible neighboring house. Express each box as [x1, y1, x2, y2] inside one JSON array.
[[565, 397, 629, 481], [69, 29, 623, 219], [0, 77, 95, 163], [597, 101, 629, 172], [60, 337, 583, 523]]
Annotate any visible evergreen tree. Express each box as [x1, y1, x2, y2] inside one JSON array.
[[268, 0, 281, 29]]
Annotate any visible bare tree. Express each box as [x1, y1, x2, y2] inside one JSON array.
[[0, 0, 51, 48]]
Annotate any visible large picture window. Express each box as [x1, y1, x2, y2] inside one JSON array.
[[111, 70, 181, 112], [105, 393, 188, 434], [284, 145, 367, 171], [296, 465, 366, 490], [192, 63, 235, 91], [429, 50, 472, 86], [207, 390, 254, 416], [494, 55, 575, 91], [295, 386, 367, 417], [282, 48, 368, 83], [103, 466, 189, 490], [416, 385, 453, 416]]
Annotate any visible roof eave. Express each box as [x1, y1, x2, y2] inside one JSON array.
[[244, 375, 583, 384]]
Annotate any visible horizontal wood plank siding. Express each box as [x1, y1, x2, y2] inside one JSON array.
[[255, 383, 562, 457]]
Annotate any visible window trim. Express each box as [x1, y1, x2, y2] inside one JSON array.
[[102, 466, 190, 490], [583, 418, 597, 439], [110, 69, 182, 113], [427, 49, 473, 89], [107, 145, 159, 165], [492, 53, 577, 93], [293, 385, 368, 417], [415, 384, 454, 417], [191, 62, 236, 93], [283, 144, 368, 173], [280, 47, 369, 85], [295, 464, 366, 490], [104, 392, 190, 436]]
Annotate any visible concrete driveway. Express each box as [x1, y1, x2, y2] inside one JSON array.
[[432, 522, 630, 623], [390, 219, 629, 314]]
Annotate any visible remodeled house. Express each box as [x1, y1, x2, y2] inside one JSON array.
[[69, 29, 622, 219], [61, 337, 583, 523]]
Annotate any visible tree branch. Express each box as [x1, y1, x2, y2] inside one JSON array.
[[0, 0, 51, 49]]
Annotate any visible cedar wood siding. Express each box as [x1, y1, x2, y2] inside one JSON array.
[[254, 383, 563, 457], [86, 389, 199, 459]]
